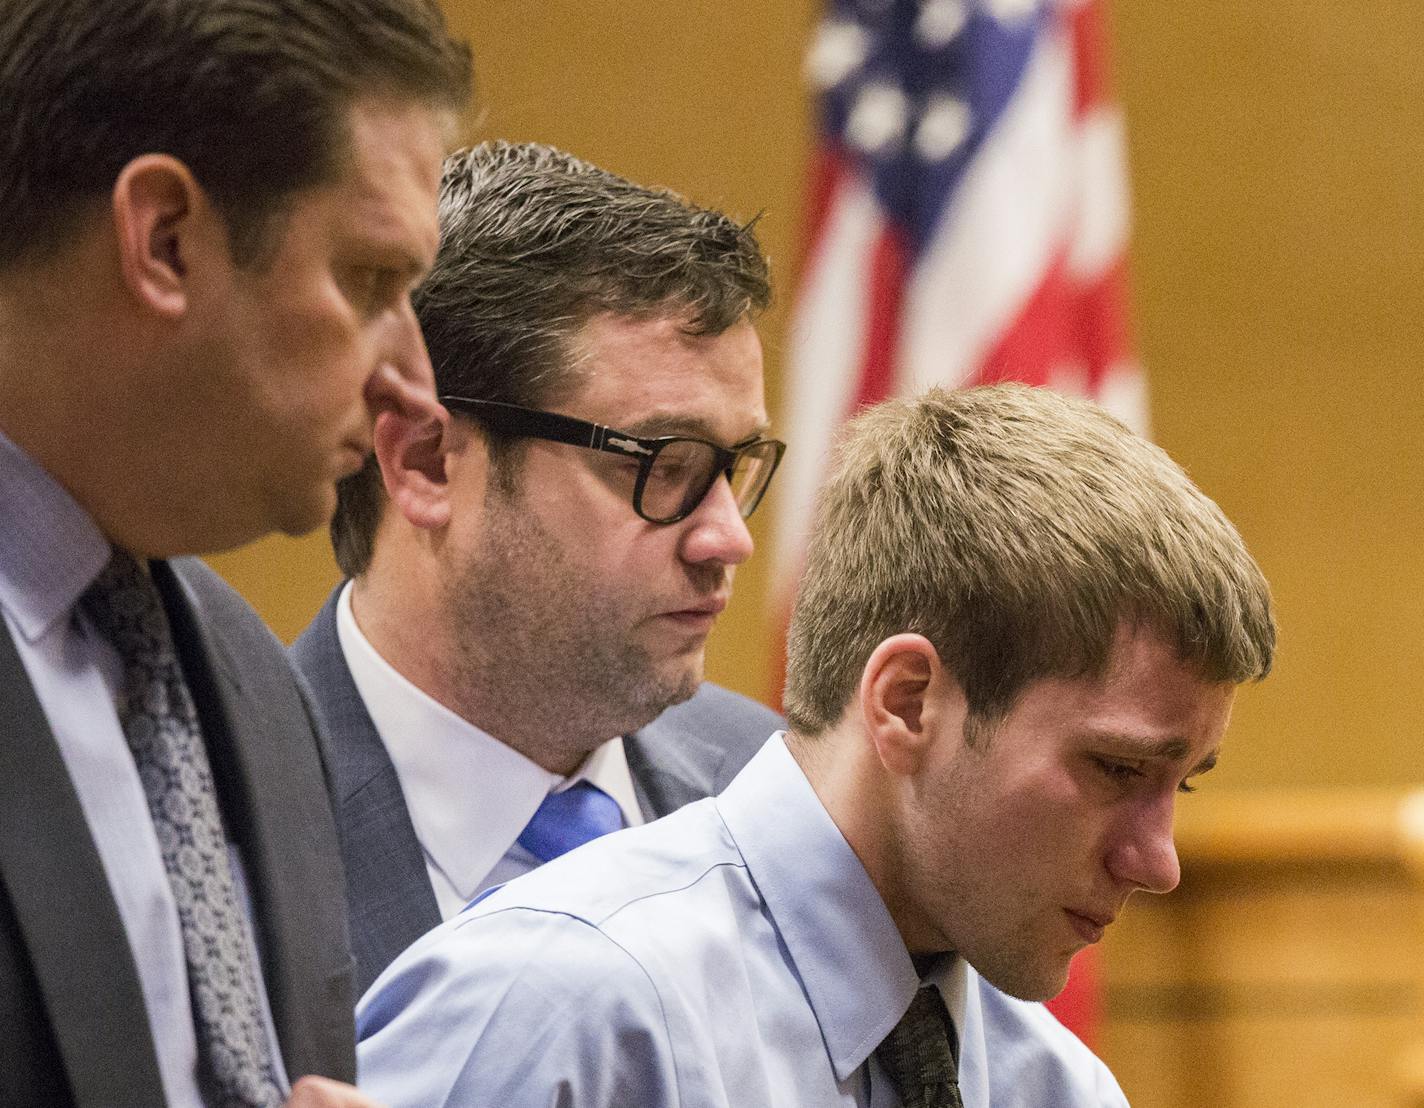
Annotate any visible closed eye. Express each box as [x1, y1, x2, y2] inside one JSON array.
[[1091, 757, 1143, 785], [344, 266, 402, 318], [1093, 756, 1203, 795]]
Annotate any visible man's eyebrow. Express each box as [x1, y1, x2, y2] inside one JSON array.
[[347, 234, 433, 283], [1090, 732, 1217, 773], [388, 249, 432, 284], [621, 414, 772, 444]]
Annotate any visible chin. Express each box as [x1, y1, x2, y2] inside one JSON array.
[[637, 663, 701, 716], [274, 486, 338, 539], [971, 953, 1072, 1004]]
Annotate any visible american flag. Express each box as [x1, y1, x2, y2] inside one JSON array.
[[773, 0, 1143, 1044]]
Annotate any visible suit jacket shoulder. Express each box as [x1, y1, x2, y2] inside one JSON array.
[[624, 683, 784, 818], [290, 585, 440, 998]]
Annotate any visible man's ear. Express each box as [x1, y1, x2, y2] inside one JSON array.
[[372, 407, 467, 531], [111, 155, 209, 318], [858, 634, 964, 776]]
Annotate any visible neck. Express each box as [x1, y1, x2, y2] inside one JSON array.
[[786, 724, 890, 877], [0, 240, 195, 556], [787, 723, 927, 952], [0, 254, 121, 512], [351, 567, 607, 777]]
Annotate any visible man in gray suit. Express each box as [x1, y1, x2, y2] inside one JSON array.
[[291, 142, 785, 995], [0, 1, 469, 1104]]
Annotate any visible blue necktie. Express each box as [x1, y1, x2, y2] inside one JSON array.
[[516, 780, 625, 863]]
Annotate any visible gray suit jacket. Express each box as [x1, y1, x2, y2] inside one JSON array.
[[0, 559, 356, 1107], [290, 584, 783, 996]]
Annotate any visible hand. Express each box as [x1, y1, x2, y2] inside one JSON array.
[[285, 1075, 387, 1107]]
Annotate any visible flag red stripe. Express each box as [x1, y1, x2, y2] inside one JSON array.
[[1070, 0, 1112, 117], [974, 252, 1074, 387], [1077, 255, 1132, 389], [797, 146, 853, 276], [973, 248, 1132, 392], [852, 224, 910, 412]]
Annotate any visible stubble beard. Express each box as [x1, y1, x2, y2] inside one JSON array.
[[884, 749, 1068, 1003], [444, 498, 703, 753]]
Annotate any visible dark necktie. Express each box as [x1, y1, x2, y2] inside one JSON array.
[[875, 985, 965, 1108], [82, 550, 283, 1108], [516, 780, 625, 862]]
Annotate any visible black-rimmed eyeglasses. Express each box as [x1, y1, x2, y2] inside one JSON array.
[[441, 397, 786, 525]]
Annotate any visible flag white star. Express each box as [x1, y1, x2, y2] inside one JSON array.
[[915, 0, 969, 48], [986, 0, 1039, 24], [846, 82, 911, 154], [914, 94, 973, 160], [806, 20, 871, 90]]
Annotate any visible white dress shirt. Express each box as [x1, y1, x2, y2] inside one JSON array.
[[335, 581, 644, 919], [0, 429, 287, 1106]]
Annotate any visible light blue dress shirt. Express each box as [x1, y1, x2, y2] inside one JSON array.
[[357, 734, 1128, 1107], [0, 428, 288, 1106]]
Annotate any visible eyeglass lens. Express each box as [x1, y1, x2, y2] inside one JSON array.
[[641, 439, 780, 523]]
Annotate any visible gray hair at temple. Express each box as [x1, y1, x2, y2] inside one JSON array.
[[783, 384, 1276, 742]]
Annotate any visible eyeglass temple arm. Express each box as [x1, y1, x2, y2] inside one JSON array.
[[442, 399, 651, 459]]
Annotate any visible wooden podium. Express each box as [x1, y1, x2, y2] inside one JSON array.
[[1099, 789, 1424, 1108]]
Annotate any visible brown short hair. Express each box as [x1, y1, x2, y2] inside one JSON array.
[[0, 0, 471, 269], [783, 385, 1276, 739], [330, 141, 771, 577]]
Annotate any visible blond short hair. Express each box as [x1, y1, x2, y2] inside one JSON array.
[[783, 385, 1275, 738]]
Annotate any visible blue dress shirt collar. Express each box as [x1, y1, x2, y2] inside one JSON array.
[[716, 734, 923, 1082], [0, 427, 109, 642]]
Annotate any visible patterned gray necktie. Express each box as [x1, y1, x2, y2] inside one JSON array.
[[875, 985, 965, 1108], [82, 550, 283, 1108]]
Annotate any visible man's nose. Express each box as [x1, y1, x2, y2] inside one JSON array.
[[1105, 794, 1181, 896], [364, 300, 443, 428], [678, 473, 755, 568]]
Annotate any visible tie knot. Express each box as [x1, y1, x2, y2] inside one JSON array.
[[81, 548, 170, 655], [516, 780, 625, 863], [875, 985, 963, 1108]]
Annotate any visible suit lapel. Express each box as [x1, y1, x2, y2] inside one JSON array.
[[155, 560, 354, 1083], [0, 622, 166, 1104], [289, 586, 440, 996]]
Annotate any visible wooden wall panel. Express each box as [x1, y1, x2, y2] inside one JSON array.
[[1101, 791, 1424, 1107]]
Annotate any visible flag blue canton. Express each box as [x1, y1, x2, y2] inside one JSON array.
[[813, 0, 1046, 252]]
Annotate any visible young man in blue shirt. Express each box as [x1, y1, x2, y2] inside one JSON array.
[[357, 384, 1275, 1107]]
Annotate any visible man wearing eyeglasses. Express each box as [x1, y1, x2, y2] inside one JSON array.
[[290, 141, 785, 997]]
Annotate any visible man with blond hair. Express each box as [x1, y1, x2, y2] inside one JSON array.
[[357, 384, 1275, 1107]]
